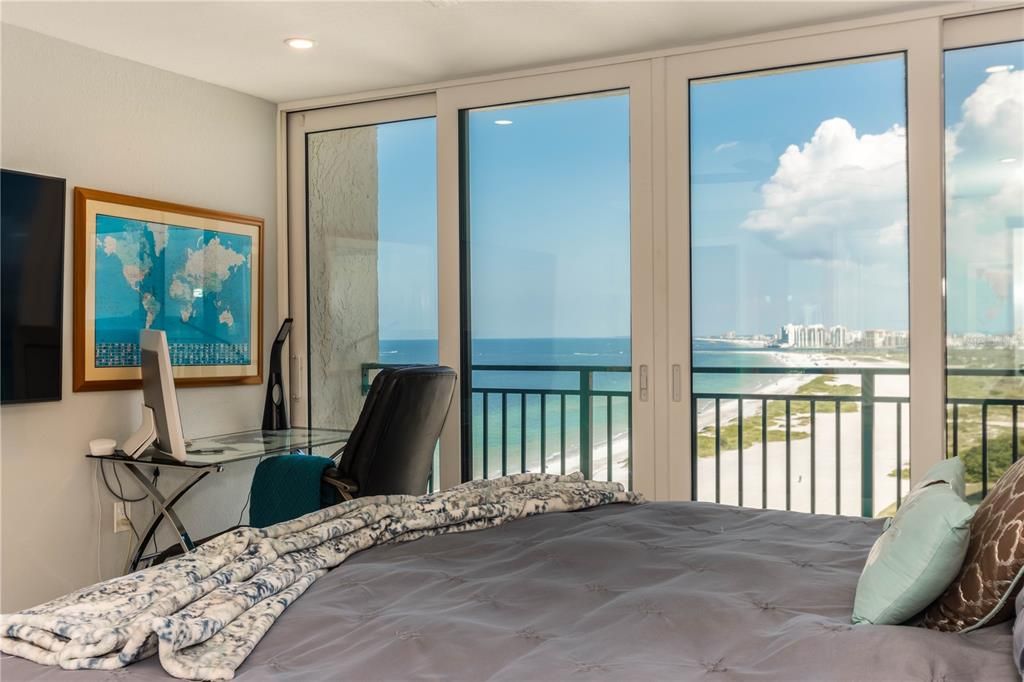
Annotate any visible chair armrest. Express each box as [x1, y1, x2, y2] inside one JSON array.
[[328, 443, 346, 465], [322, 467, 359, 501]]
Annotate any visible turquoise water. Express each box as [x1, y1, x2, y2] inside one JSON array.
[[379, 337, 791, 478]]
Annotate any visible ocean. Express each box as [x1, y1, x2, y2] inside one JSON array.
[[379, 337, 792, 476], [380, 336, 789, 391]]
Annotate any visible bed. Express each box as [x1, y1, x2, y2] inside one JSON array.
[[1, 501, 1016, 680]]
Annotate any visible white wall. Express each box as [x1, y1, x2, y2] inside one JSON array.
[[0, 25, 278, 611]]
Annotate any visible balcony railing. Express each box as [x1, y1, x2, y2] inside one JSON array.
[[945, 368, 1024, 498], [362, 363, 632, 487], [361, 363, 1022, 516], [692, 366, 907, 518], [470, 364, 632, 486], [694, 366, 1023, 517]]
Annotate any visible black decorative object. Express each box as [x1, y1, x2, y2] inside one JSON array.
[[1, 169, 66, 404], [262, 318, 292, 430]]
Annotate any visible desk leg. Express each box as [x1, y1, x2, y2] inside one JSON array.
[[121, 463, 215, 574]]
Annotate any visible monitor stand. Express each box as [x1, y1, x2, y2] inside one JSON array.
[[122, 404, 157, 459]]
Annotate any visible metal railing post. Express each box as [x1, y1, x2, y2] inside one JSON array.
[[580, 368, 593, 479], [861, 371, 875, 518]]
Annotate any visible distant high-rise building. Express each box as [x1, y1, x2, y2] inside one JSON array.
[[830, 325, 847, 348], [863, 329, 886, 348]]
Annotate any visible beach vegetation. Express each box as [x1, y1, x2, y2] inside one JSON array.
[[946, 374, 1024, 400], [960, 433, 1020, 487], [697, 375, 860, 457], [886, 466, 911, 479]]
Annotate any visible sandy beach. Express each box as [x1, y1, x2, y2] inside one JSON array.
[[694, 352, 909, 516], [541, 429, 632, 487], [530, 351, 911, 517], [695, 401, 909, 516]]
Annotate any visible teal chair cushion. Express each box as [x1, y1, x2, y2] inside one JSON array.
[[853, 481, 974, 625], [249, 454, 339, 528]]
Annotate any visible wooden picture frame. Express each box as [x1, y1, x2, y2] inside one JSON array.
[[73, 188, 263, 391]]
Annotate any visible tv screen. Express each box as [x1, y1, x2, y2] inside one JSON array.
[[1, 169, 66, 404]]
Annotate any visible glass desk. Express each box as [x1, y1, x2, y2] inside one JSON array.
[[87, 427, 350, 573]]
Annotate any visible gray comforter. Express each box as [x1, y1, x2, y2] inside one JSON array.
[[2, 502, 1015, 680]]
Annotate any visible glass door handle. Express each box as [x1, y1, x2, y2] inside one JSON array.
[[672, 364, 682, 402], [290, 353, 305, 402], [638, 365, 649, 401]]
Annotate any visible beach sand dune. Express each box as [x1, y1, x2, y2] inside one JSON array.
[[696, 400, 909, 517]]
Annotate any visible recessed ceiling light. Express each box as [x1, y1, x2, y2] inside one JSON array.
[[1001, 157, 1018, 164], [494, 119, 513, 126], [985, 64, 1014, 73], [285, 38, 316, 50]]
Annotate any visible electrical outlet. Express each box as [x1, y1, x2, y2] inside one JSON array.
[[113, 503, 132, 534]]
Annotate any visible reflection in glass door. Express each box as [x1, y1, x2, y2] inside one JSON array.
[[944, 39, 1024, 500], [305, 117, 438, 486], [461, 92, 632, 486], [688, 56, 911, 517]]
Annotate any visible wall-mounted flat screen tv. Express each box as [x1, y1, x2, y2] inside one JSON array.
[[1, 169, 66, 404]]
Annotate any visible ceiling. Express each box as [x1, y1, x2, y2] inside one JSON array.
[[3, 1, 952, 103]]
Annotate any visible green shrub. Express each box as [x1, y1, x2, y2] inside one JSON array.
[[958, 434, 1020, 484]]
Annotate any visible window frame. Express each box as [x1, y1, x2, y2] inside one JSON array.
[[943, 8, 1024, 50], [279, 5, 1020, 504]]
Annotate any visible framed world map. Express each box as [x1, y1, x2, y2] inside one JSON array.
[[73, 188, 263, 391]]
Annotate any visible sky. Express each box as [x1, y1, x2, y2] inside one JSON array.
[[373, 42, 1022, 341], [375, 92, 630, 341], [376, 117, 438, 341], [690, 55, 910, 337], [465, 93, 630, 340]]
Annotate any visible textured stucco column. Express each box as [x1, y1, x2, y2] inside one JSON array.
[[306, 127, 378, 430]]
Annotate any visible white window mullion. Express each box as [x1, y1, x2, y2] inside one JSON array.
[[435, 92, 463, 491], [905, 17, 946, 485]]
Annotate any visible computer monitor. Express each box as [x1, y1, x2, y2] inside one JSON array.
[[122, 329, 187, 460]]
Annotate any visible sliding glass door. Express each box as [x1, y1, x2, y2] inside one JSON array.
[[286, 96, 440, 488], [666, 21, 945, 514], [437, 63, 655, 494], [462, 92, 631, 485], [687, 55, 911, 516], [943, 12, 1024, 500], [284, 10, 1018, 506]]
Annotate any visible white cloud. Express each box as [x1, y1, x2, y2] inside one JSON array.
[[878, 220, 907, 246], [741, 117, 907, 262], [961, 71, 1022, 148], [945, 70, 1023, 302], [714, 141, 739, 153]]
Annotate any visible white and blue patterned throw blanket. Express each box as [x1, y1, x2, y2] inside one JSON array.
[[1, 473, 639, 680]]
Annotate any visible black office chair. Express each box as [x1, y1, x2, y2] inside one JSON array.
[[323, 365, 456, 500]]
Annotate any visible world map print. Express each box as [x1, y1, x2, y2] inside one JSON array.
[[94, 215, 252, 367]]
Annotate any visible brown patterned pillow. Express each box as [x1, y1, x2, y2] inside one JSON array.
[[923, 457, 1024, 632]]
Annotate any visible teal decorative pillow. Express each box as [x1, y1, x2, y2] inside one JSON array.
[[853, 482, 974, 625], [881, 457, 967, 531], [917, 456, 966, 500]]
